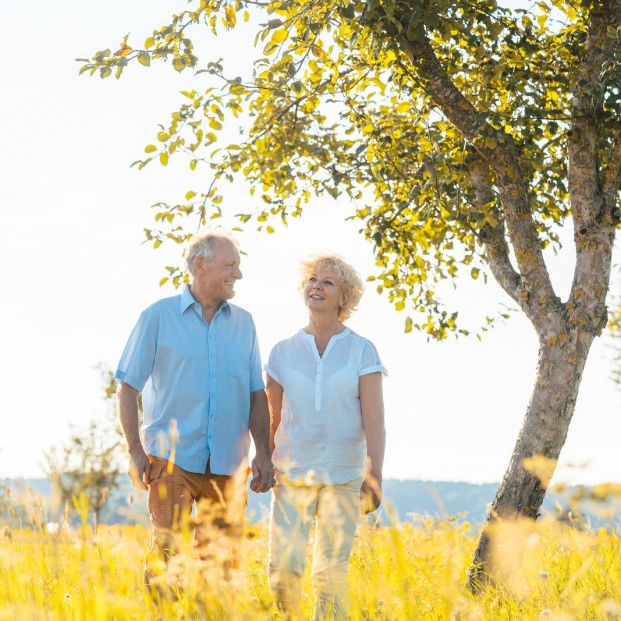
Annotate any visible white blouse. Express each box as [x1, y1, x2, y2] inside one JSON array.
[[266, 327, 387, 484]]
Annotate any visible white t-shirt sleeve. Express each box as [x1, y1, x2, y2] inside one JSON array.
[[359, 339, 388, 377], [265, 342, 282, 384]]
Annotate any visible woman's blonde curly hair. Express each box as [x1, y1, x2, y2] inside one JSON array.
[[299, 254, 364, 322]]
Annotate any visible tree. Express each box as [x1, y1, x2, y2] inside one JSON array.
[[45, 367, 123, 529], [79, 0, 621, 586]]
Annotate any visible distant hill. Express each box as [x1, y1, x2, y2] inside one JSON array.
[[2, 477, 619, 528]]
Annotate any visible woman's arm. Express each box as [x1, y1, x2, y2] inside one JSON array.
[[359, 372, 386, 512], [265, 373, 284, 454]]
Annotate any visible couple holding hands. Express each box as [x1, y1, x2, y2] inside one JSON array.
[[115, 230, 386, 619]]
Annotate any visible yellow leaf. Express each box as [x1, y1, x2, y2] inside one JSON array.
[[208, 119, 222, 130], [157, 131, 169, 142], [225, 5, 237, 26], [159, 152, 169, 166], [144, 37, 155, 48], [144, 144, 157, 153], [114, 44, 132, 57], [271, 29, 289, 43]]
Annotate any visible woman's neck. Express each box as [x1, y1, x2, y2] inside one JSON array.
[[305, 313, 345, 337]]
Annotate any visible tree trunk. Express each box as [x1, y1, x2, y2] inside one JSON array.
[[467, 326, 596, 592]]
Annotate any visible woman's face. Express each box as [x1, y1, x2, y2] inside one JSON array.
[[303, 263, 343, 317]]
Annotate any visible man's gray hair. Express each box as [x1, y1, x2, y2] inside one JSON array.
[[184, 230, 239, 275]]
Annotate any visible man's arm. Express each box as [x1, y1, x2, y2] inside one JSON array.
[[117, 381, 151, 490], [249, 389, 274, 493], [359, 372, 386, 513]]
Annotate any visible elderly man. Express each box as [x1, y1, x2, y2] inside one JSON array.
[[115, 230, 273, 583]]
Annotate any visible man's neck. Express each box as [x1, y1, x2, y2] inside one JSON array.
[[189, 283, 224, 323]]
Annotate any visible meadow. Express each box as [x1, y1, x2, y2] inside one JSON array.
[[0, 514, 619, 620]]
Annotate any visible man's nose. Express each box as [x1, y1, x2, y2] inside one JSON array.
[[234, 267, 243, 280]]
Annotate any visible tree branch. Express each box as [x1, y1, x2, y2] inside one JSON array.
[[566, 2, 620, 332], [603, 129, 621, 214], [392, 21, 559, 326], [567, 4, 621, 230], [467, 155, 521, 305]]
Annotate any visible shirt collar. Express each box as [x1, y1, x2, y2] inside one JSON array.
[[180, 285, 231, 317]]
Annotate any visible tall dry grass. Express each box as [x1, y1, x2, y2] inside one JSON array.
[[0, 512, 619, 620]]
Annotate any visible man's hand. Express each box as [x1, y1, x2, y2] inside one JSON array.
[[360, 475, 382, 514], [250, 451, 274, 493], [128, 447, 151, 491]]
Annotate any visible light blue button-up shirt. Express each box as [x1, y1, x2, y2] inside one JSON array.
[[115, 285, 264, 474]]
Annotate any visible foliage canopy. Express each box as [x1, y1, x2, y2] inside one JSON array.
[[79, 0, 621, 340]]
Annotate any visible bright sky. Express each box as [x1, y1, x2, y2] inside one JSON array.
[[1, 0, 619, 485]]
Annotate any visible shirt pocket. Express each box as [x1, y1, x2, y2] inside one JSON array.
[[226, 341, 250, 379]]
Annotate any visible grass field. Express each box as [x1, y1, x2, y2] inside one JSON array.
[[0, 514, 619, 620]]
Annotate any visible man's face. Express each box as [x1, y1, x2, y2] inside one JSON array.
[[195, 239, 242, 302]]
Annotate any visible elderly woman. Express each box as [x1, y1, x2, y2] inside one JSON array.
[[265, 254, 387, 620]]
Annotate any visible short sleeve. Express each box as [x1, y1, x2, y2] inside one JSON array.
[[249, 320, 265, 392], [265, 343, 282, 384], [114, 307, 159, 392], [359, 339, 388, 377]]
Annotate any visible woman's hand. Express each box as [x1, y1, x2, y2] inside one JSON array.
[[360, 475, 382, 514]]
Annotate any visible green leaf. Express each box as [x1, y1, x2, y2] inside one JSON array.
[[137, 52, 151, 67], [172, 57, 185, 72]]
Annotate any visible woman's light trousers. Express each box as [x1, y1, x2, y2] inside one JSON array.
[[268, 474, 363, 620]]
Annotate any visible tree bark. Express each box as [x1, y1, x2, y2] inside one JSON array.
[[467, 326, 595, 592]]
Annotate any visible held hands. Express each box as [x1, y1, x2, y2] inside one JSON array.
[[128, 447, 151, 491], [250, 451, 275, 493], [360, 474, 383, 514]]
